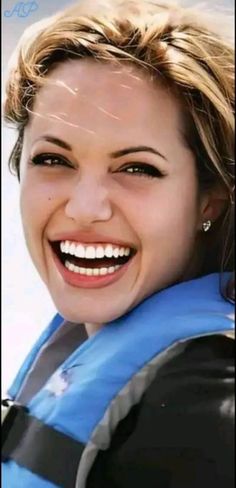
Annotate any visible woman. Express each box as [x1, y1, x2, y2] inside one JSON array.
[[2, 1, 234, 487]]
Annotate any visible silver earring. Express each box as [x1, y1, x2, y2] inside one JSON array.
[[202, 220, 212, 232]]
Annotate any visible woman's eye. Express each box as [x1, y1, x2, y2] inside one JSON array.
[[119, 163, 165, 178], [30, 153, 73, 168]]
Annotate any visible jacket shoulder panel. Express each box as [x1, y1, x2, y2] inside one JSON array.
[[88, 335, 234, 488]]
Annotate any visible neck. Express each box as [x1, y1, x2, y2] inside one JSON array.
[[85, 323, 103, 337]]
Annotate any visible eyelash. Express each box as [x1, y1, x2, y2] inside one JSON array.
[[30, 153, 73, 168], [119, 163, 164, 178], [30, 153, 165, 178]]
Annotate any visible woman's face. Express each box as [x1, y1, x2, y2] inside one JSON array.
[[20, 59, 205, 325]]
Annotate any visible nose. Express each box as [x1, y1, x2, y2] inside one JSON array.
[[65, 176, 113, 225]]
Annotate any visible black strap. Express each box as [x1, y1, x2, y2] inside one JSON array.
[[2, 402, 85, 488]]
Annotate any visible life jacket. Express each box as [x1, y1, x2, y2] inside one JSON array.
[[2, 273, 235, 488]]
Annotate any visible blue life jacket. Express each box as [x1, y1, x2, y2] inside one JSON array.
[[2, 273, 234, 488]]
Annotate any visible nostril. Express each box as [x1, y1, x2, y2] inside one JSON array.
[[64, 188, 113, 223]]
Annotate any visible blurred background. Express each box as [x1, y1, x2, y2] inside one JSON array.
[[1, 0, 234, 395]]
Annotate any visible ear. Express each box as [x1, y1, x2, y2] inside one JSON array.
[[198, 185, 228, 229]]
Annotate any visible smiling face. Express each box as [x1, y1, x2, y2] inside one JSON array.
[[19, 59, 206, 326]]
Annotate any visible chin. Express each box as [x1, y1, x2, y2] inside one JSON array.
[[54, 299, 128, 325]]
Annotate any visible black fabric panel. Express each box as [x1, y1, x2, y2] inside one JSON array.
[[2, 405, 85, 488], [87, 335, 235, 488], [16, 321, 87, 405]]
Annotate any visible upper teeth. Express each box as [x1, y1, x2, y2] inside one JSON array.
[[60, 241, 131, 259]]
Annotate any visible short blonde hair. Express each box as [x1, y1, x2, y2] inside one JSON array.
[[4, 0, 235, 297]]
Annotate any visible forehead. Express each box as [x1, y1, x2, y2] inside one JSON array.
[[26, 59, 183, 147]]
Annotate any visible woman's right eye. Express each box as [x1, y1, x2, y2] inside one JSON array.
[[30, 153, 73, 168]]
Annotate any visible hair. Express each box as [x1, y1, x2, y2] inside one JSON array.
[[3, 0, 235, 302]]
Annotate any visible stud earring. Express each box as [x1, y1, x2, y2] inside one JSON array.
[[202, 220, 212, 232]]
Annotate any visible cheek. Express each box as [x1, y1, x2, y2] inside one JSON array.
[[19, 177, 57, 239], [124, 178, 199, 247]]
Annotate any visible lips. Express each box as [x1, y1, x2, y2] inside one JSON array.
[[49, 235, 137, 287], [50, 230, 135, 248]]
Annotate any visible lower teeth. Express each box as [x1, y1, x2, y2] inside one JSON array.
[[65, 260, 121, 276]]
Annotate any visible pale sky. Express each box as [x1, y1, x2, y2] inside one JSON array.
[[2, 0, 234, 396]]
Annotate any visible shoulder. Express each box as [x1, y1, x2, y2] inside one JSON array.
[[143, 334, 235, 440], [88, 335, 234, 488], [146, 333, 234, 407]]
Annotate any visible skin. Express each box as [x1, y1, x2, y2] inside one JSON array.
[[19, 59, 213, 333]]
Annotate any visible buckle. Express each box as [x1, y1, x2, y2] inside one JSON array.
[[1, 400, 29, 455], [1, 399, 14, 424]]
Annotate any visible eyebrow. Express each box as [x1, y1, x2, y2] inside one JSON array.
[[34, 135, 72, 151], [110, 146, 167, 161], [34, 136, 167, 161]]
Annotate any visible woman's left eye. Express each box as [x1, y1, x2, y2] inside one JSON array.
[[118, 163, 165, 178]]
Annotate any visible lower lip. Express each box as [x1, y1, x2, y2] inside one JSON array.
[[51, 248, 134, 289]]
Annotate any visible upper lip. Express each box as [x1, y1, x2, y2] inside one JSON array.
[[49, 231, 137, 249]]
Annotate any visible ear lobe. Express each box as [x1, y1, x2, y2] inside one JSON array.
[[199, 186, 228, 226]]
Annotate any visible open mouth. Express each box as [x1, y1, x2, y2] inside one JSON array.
[[51, 240, 136, 277]]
